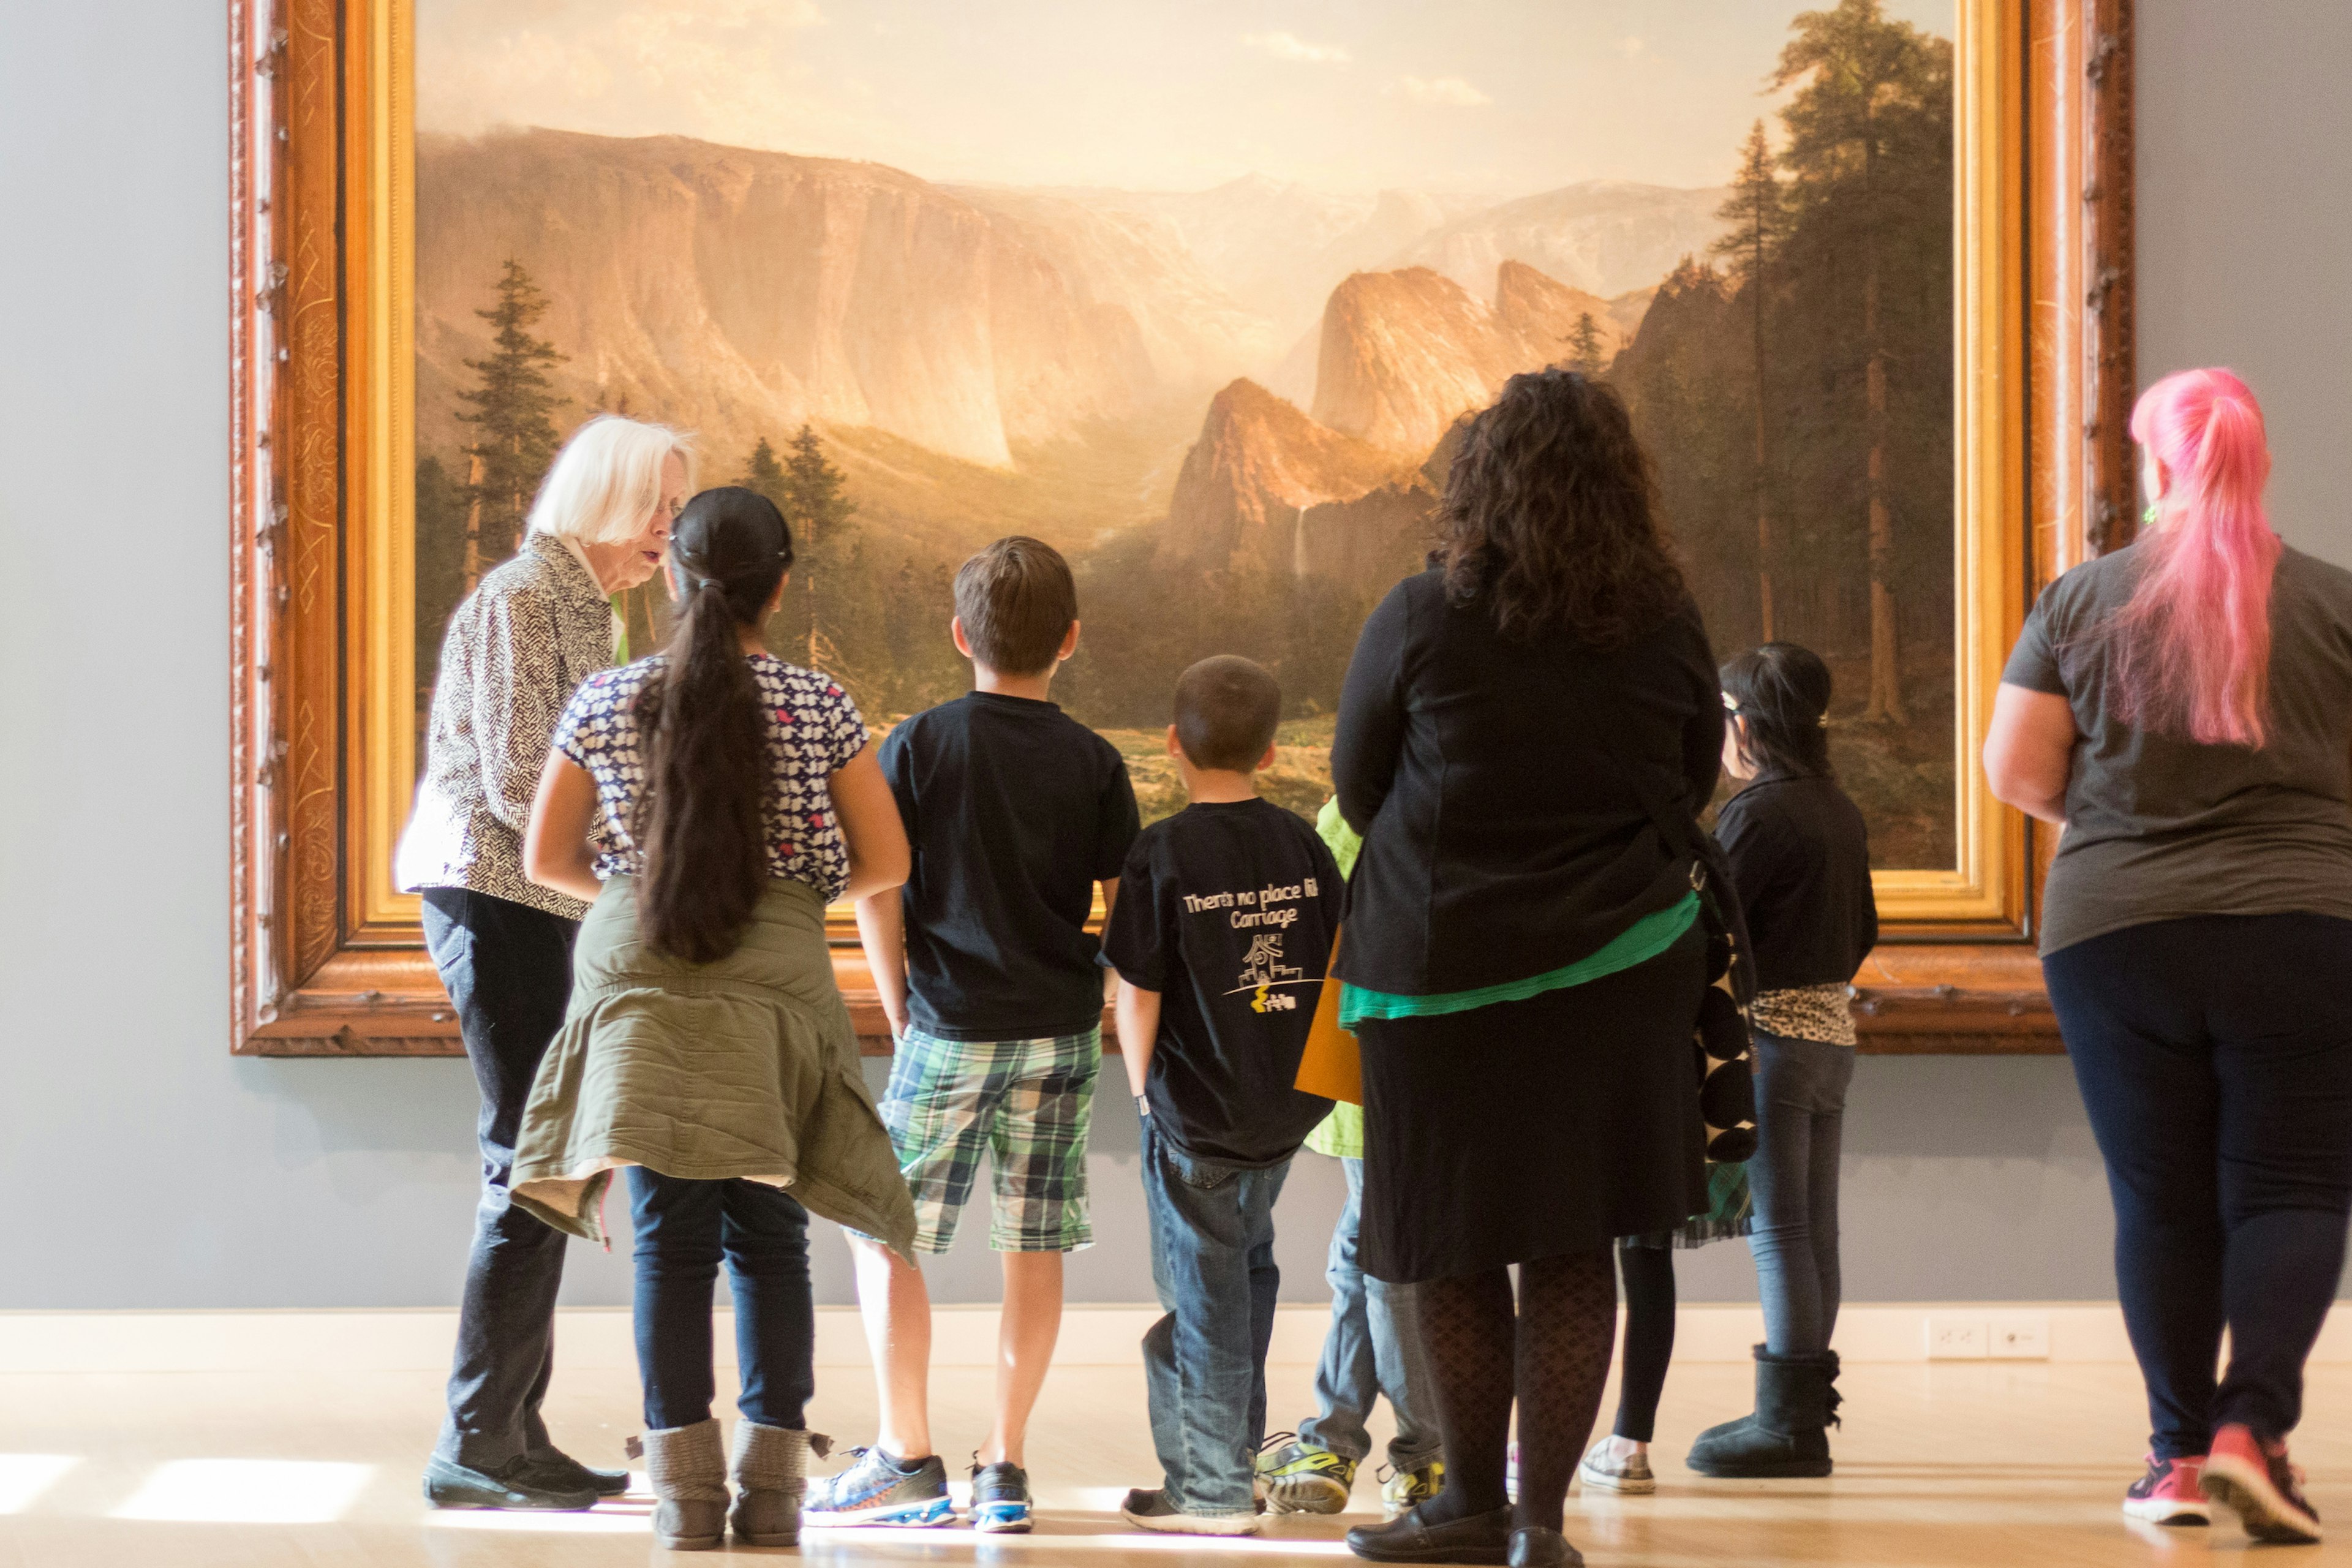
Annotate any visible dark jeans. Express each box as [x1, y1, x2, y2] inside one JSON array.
[[1748, 1031, 1854, 1357], [627, 1169, 816, 1431], [422, 888, 579, 1472], [1139, 1117, 1288, 1517], [2045, 913, 2352, 1457]]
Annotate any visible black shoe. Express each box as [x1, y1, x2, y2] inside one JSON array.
[[1346, 1503, 1513, 1564], [1508, 1525, 1584, 1567], [522, 1447, 630, 1498], [422, 1453, 597, 1511], [1687, 1346, 1839, 1479]]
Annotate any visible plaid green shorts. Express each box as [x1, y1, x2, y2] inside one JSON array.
[[881, 1023, 1101, 1254]]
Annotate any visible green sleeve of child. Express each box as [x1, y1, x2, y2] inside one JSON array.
[[1314, 796, 1362, 880], [1303, 796, 1365, 1159]]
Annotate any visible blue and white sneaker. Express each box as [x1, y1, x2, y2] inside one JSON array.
[[802, 1447, 955, 1528], [970, 1460, 1033, 1534]]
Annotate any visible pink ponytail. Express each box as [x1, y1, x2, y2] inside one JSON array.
[[2113, 368, 2280, 747]]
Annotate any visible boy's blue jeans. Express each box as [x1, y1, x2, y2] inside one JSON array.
[[1139, 1116, 1288, 1517], [1299, 1157, 1442, 1469]]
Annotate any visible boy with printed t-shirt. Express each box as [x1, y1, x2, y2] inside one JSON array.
[[1101, 656, 1341, 1536], [809, 537, 1141, 1535]]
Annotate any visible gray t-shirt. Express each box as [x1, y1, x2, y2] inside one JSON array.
[[2005, 542, 2352, 954]]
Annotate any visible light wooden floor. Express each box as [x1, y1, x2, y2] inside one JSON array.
[[4, 1357, 2350, 1564]]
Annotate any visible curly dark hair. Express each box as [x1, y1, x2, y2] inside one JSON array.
[[1434, 368, 1686, 646]]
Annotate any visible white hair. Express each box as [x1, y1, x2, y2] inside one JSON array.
[[525, 415, 696, 547]]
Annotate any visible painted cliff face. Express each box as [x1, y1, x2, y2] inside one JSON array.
[[414, 0, 1959, 861]]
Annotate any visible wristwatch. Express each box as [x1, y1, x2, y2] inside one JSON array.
[[1134, 1093, 1150, 1119]]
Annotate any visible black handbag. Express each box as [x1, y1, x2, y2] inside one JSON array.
[[1604, 727, 1759, 1166]]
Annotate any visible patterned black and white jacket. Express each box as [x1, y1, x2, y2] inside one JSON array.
[[396, 532, 616, 919]]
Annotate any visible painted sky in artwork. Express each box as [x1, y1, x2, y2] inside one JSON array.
[[419, 0, 1956, 193]]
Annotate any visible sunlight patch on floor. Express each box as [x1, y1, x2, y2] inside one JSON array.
[[0, 1453, 80, 1513], [422, 1504, 654, 1534], [112, 1459, 374, 1524]]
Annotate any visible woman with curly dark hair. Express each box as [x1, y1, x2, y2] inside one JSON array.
[[1333, 369, 1722, 1568]]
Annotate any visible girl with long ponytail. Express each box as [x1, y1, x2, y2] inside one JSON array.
[[508, 486, 917, 1551], [1988, 369, 2352, 1544]]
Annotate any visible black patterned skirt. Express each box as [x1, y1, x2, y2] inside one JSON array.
[[1354, 924, 1709, 1284]]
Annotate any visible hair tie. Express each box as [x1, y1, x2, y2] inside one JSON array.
[[699, 576, 722, 592], [1818, 715, 1831, 728]]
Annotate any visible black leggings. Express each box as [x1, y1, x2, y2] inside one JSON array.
[[2043, 913, 2352, 1457], [1610, 1242, 1676, 1443]]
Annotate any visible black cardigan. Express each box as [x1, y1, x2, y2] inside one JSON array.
[[1714, 772, 1879, 989], [1330, 570, 1724, 997]]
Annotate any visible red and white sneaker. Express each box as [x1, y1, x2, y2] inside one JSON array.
[[2203, 1423, 2322, 1545], [2122, 1454, 2209, 1526]]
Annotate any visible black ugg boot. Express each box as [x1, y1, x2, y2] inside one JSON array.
[[1686, 1346, 1839, 1479]]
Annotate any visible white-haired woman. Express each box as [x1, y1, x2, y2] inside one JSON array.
[[397, 414, 693, 1512]]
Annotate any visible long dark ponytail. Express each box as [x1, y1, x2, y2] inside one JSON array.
[[1721, 641, 1835, 778], [634, 486, 794, 963]]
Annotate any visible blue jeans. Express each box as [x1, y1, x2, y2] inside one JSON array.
[[1139, 1117, 1289, 1517], [1746, 1031, 1853, 1357], [627, 1169, 816, 1433], [2046, 914, 2352, 1456], [421, 888, 579, 1472], [1299, 1158, 1441, 1468]]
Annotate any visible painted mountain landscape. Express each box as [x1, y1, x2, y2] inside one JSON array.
[[414, 0, 1958, 865]]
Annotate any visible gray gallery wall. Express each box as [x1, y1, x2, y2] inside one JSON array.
[[0, 0, 2345, 1311]]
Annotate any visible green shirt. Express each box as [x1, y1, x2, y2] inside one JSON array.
[[1305, 800, 1366, 1159]]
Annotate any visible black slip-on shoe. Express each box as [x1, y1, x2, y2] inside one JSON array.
[[522, 1447, 630, 1498], [1346, 1503, 1513, 1564], [423, 1453, 597, 1511], [1508, 1525, 1585, 1566]]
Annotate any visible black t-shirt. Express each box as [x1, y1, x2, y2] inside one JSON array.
[[880, 692, 1142, 1041], [1102, 798, 1341, 1166]]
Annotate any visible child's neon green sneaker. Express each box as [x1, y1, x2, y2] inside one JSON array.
[[1380, 1457, 1444, 1520], [1255, 1434, 1357, 1515]]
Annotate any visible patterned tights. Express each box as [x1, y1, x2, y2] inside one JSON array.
[[1413, 1248, 1618, 1535]]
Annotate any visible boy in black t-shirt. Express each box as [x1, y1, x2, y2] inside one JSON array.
[[1101, 656, 1340, 1536], [810, 537, 1141, 1536]]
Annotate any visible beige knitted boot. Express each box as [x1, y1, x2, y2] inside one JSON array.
[[729, 1422, 827, 1546], [631, 1419, 727, 1550]]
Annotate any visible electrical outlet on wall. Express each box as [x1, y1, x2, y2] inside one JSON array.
[[1925, 1315, 1989, 1359], [1988, 1313, 2051, 1359]]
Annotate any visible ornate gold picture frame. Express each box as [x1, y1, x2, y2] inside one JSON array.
[[230, 0, 2135, 1055]]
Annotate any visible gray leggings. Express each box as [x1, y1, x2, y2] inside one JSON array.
[[1746, 1031, 1855, 1357]]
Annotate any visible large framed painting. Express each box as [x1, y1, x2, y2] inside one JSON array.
[[229, 0, 2136, 1054]]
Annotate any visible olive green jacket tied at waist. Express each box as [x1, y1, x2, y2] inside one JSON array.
[[510, 875, 918, 1259]]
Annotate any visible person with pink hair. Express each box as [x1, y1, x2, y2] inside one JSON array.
[[1987, 368, 2352, 1546]]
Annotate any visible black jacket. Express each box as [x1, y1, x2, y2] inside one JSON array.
[[1713, 772, 1878, 989], [1331, 570, 1724, 997]]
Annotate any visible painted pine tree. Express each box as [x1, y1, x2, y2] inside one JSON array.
[[1773, 0, 1950, 722], [455, 260, 567, 590], [1569, 312, 1607, 375], [1713, 120, 1790, 642], [782, 424, 856, 670]]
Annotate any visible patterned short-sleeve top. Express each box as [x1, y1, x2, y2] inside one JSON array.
[[552, 652, 870, 902]]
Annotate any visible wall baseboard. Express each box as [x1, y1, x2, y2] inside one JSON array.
[[6, 1302, 2351, 1375]]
